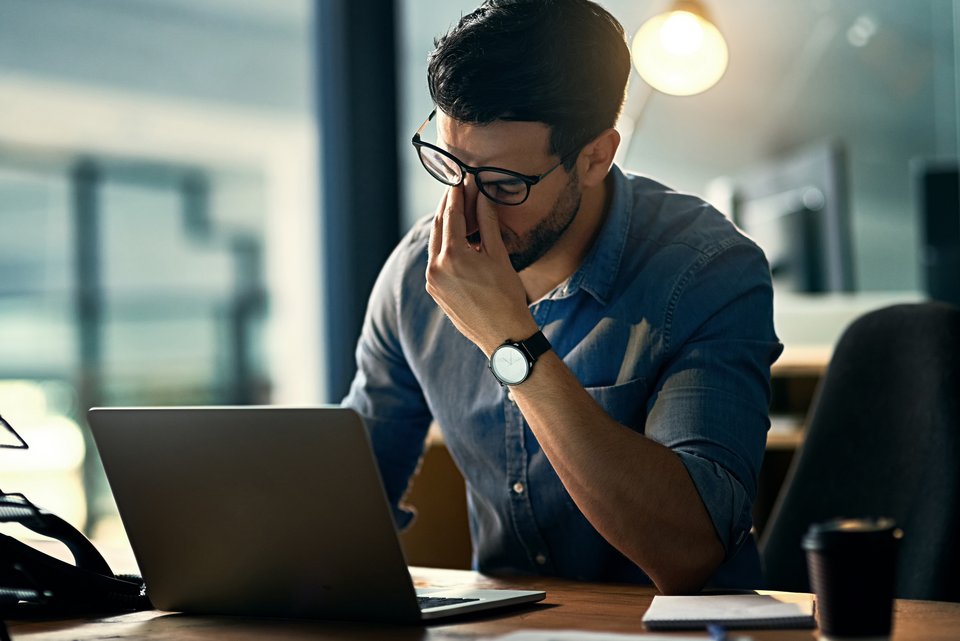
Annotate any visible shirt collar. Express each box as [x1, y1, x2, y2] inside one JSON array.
[[552, 164, 632, 306]]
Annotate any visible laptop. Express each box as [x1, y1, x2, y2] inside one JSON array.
[[87, 405, 545, 622]]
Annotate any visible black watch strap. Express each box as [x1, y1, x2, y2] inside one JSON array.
[[518, 330, 551, 362]]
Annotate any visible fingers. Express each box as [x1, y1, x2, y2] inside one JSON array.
[[431, 184, 507, 265], [475, 187, 508, 260], [428, 189, 448, 260], [440, 184, 467, 253]]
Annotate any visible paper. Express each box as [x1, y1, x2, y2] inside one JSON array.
[[641, 593, 815, 630], [490, 631, 707, 641]]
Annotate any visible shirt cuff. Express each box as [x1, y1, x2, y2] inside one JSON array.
[[674, 450, 754, 558]]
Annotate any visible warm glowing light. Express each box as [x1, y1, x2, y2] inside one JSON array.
[[659, 11, 704, 56], [632, 4, 729, 97]]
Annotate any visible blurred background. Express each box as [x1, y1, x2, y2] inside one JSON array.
[[0, 0, 957, 545]]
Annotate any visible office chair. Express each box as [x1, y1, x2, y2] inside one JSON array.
[[760, 302, 960, 601]]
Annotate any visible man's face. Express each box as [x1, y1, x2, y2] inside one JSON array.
[[435, 112, 581, 272]]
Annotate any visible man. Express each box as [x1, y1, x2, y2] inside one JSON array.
[[344, 0, 781, 594]]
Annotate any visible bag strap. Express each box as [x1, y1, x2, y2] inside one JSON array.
[[0, 492, 150, 616], [0, 493, 112, 577]]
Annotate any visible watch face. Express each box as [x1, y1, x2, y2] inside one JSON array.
[[491, 344, 529, 385]]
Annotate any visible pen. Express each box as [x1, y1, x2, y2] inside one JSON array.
[[707, 624, 728, 641], [707, 623, 755, 641]]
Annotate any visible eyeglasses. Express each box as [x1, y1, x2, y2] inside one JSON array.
[[0, 414, 27, 449], [412, 109, 576, 206]]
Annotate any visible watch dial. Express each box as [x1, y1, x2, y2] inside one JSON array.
[[492, 345, 528, 384]]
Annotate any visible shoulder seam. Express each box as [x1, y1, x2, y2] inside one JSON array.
[[662, 236, 755, 352]]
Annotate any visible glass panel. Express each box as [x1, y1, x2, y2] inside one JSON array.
[[0, 160, 271, 532], [0, 168, 75, 375], [99, 181, 235, 405], [0, 0, 313, 543]]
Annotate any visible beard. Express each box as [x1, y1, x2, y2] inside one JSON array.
[[507, 171, 581, 271], [466, 171, 581, 272]]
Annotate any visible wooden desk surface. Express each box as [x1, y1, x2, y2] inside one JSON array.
[[770, 345, 832, 378], [9, 567, 960, 640]]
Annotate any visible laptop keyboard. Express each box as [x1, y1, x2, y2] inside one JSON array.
[[417, 595, 481, 610]]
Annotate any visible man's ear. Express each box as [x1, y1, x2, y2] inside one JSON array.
[[577, 128, 620, 188]]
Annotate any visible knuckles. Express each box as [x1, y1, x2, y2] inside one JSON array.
[[424, 259, 447, 294]]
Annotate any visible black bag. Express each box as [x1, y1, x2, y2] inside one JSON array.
[[0, 492, 151, 616]]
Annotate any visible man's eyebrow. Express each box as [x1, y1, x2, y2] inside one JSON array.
[[438, 142, 543, 174]]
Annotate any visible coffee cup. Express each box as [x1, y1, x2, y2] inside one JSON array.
[[803, 517, 902, 640]]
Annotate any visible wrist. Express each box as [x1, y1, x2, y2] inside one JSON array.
[[482, 318, 540, 357]]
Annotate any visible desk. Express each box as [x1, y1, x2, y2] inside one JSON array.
[[9, 567, 960, 640]]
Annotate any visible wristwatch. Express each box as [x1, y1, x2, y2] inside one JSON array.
[[489, 330, 552, 386]]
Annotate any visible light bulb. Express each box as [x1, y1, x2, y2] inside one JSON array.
[[632, 6, 729, 97], [659, 11, 704, 56]]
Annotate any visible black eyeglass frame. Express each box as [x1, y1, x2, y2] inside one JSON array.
[[412, 109, 579, 206]]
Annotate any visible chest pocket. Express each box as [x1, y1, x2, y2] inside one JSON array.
[[583, 377, 650, 432]]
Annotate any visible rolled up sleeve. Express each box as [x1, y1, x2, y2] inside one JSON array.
[[645, 240, 782, 557]]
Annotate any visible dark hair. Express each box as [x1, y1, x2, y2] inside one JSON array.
[[427, 0, 631, 168]]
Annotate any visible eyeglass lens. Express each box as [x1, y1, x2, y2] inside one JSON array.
[[418, 146, 460, 185], [417, 146, 529, 205]]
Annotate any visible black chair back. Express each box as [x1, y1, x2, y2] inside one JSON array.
[[761, 302, 960, 601]]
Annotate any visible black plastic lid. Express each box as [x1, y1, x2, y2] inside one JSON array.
[[802, 517, 903, 551]]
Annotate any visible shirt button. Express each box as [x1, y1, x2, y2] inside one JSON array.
[[535, 553, 547, 565], [506, 390, 516, 403], [512, 481, 525, 494]]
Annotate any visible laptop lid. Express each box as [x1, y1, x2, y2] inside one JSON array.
[[88, 406, 544, 622], [88, 406, 445, 622]]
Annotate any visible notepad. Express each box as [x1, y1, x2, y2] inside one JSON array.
[[641, 593, 816, 630]]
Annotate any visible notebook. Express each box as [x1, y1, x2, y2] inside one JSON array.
[[641, 593, 816, 630], [87, 405, 545, 622]]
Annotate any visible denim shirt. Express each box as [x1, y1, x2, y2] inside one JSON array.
[[343, 165, 782, 588]]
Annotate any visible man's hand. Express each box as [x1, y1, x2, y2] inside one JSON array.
[[425, 186, 538, 355]]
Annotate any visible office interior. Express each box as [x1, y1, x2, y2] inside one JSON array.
[[0, 0, 957, 586]]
